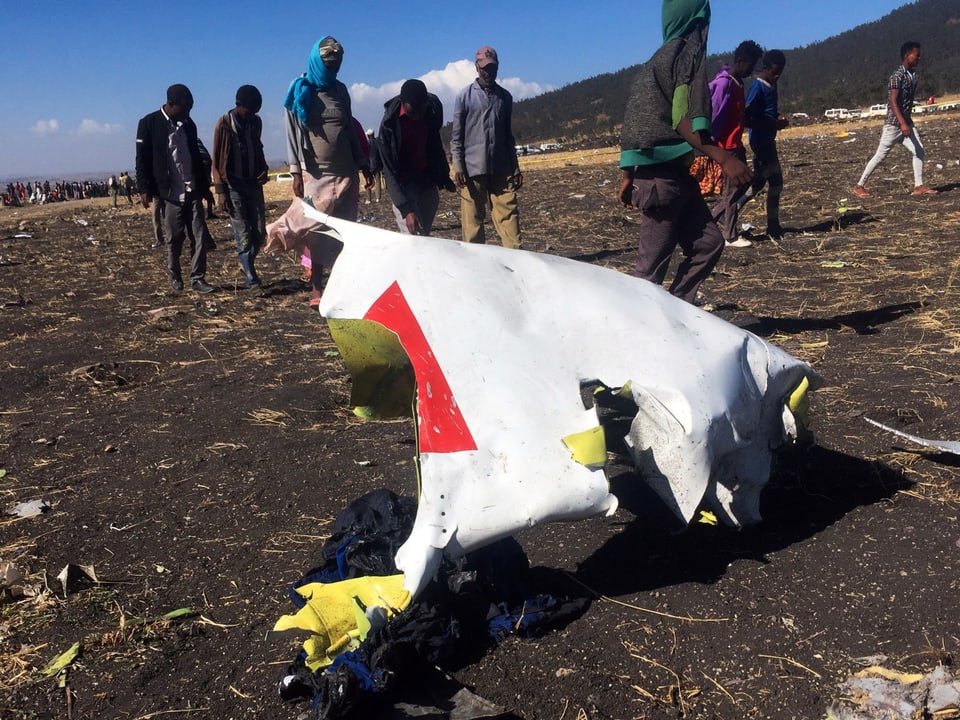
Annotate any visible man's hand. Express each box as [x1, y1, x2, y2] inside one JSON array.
[[292, 172, 304, 199], [513, 171, 524, 190], [140, 192, 152, 209], [618, 171, 634, 208], [404, 211, 422, 235], [720, 153, 753, 188], [454, 171, 466, 189], [900, 121, 911, 136], [216, 192, 229, 215], [257, 171, 269, 185], [361, 169, 374, 189]]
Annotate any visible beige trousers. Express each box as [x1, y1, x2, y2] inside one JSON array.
[[459, 174, 521, 249]]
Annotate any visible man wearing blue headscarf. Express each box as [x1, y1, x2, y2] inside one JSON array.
[[266, 36, 371, 305], [617, 0, 752, 305]]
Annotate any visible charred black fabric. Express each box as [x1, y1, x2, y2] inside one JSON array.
[[278, 490, 592, 719], [290, 489, 417, 606]]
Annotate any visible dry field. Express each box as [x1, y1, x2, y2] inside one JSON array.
[[1, 114, 959, 720]]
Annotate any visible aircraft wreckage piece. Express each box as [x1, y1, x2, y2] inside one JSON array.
[[303, 203, 823, 598]]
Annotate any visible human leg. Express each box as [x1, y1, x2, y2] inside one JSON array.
[[763, 146, 783, 230], [228, 179, 263, 286], [630, 166, 682, 289], [857, 125, 901, 188], [186, 195, 209, 283], [671, 175, 725, 304], [459, 175, 488, 244], [163, 198, 187, 287], [716, 148, 746, 242], [390, 183, 439, 235], [416, 184, 440, 236], [901, 124, 926, 188], [305, 174, 355, 302], [749, 141, 783, 232], [152, 199, 165, 247], [489, 175, 522, 249]]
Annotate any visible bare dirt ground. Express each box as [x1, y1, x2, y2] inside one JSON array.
[[2, 115, 960, 720]]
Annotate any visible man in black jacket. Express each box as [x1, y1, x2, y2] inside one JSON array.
[[377, 79, 455, 235], [136, 84, 214, 293]]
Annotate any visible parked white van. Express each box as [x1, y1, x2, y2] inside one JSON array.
[[824, 108, 850, 120], [865, 103, 888, 118]]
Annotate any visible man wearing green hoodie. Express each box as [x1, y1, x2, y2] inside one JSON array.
[[618, 0, 752, 305]]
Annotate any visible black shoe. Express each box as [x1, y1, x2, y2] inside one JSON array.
[[767, 222, 784, 240], [191, 279, 214, 294], [246, 277, 262, 290], [171, 277, 184, 292]]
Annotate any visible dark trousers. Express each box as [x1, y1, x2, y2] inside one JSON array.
[[164, 193, 207, 282], [714, 146, 746, 242], [227, 178, 266, 282], [742, 140, 783, 226], [630, 162, 724, 304]]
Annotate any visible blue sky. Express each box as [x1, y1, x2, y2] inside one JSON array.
[[0, 0, 910, 179]]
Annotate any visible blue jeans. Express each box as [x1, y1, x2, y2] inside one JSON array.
[[227, 177, 266, 283]]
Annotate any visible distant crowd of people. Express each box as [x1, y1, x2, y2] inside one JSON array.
[[2, 178, 121, 206]]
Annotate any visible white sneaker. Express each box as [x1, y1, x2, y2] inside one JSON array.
[[725, 237, 752, 248]]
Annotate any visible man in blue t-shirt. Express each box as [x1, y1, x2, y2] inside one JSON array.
[[740, 50, 789, 241]]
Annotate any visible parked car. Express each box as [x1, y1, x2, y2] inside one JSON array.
[[791, 112, 810, 120], [865, 103, 888, 118], [824, 108, 850, 120]]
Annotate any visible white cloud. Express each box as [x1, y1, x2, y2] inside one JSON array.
[[348, 59, 552, 132], [31, 119, 60, 136], [76, 119, 123, 135]]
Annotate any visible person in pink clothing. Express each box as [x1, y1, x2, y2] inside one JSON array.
[[709, 40, 763, 248], [265, 36, 371, 306]]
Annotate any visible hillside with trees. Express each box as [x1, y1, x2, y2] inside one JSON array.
[[510, 0, 960, 147]]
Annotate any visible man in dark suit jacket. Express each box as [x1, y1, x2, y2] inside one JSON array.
[[136, 84, 214, 293]]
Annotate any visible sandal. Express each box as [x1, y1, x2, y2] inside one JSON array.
[[852, 185, 870, 198], [911, 185, 938, 196]]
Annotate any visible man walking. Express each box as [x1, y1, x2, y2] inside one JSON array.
[[451, 46, 523, 249], [617, 0, 752, 305], [378, 79, 456, 236], [853, 42, 937, 198], [136, 83, 214, 293], [213, 85, 269, 288], [742, 50, 789, 241], [709, 40, 763, 248]]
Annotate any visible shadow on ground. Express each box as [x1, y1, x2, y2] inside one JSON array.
[[571, 444, 909, 597], [739, 301, 922, 336]]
